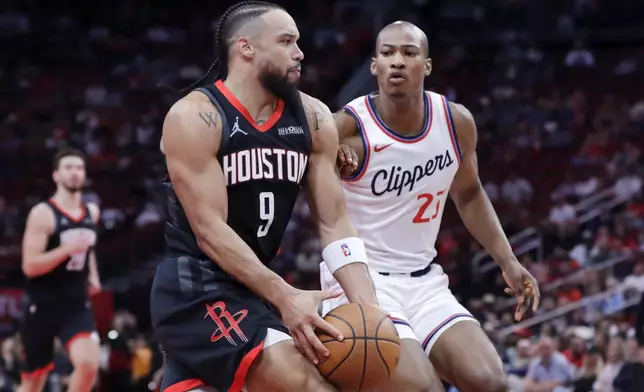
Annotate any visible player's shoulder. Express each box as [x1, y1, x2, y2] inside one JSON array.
[[298, 91, 331, 117], [332, 94, 370, 140], [297, 91, 338, 152], [447, 101, 474, 123], [343, 94, 368, 111], [29, 201, 53, 217], [26, 202, 56, 228], [443, 99, 477, 153], [162, 91, 221, 154], [298, 91, 334, 132], [166, 91, 220, 125]]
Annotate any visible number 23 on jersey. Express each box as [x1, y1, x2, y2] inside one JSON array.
[[413, 190, 446, 224]]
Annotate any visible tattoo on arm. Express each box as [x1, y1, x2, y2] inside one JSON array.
[[303, 103, 326, 131], [198, 112, 219, 128], [312, 111, 324, 131]]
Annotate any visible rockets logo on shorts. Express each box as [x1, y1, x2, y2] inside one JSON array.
[[341, 244, 351, 257]]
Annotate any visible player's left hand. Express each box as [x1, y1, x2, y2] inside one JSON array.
[[88, 278, 101, 295], [336, 144, 358, 178], [501, 261, 540, 321]]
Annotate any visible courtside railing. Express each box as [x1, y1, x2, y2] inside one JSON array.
[[473, 185, 629, 274], [495, 253, 635, 311], [497, 282, 642, 339]]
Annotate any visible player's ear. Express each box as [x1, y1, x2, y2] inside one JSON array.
[[424, 58, 432, 76], [370, 57, 377, 76], [238, 37, 254, 60]]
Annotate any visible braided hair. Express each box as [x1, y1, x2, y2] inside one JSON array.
[[173, 1, 284, 95]]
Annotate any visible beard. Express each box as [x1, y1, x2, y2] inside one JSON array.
[[62, 183, 83, 193], [258, 61, 300, 108]]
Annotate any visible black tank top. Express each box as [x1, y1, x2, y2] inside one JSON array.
[[26, 199, 97, 304], [164, 81, 312, 266]]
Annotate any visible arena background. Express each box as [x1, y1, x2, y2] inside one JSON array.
[[0, 0, 643, 391]]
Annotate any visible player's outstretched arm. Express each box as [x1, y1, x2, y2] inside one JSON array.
[[162, 93, 294, 306], [22, 203, 88, 278], [448, 102, 540, 320], [303, 95, 378, 306], [448, 104, 512, 266]]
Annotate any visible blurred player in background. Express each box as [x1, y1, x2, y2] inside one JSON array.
[[325, 21, 541, 392], [19, 147, 101, 392], [153, 2, 380, 391]]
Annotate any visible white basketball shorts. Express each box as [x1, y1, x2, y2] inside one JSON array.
[[320, 262, 479, 354]]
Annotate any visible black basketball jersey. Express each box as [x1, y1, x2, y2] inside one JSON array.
[[164, 80, 312, 266], [26, 199, 97, 304]]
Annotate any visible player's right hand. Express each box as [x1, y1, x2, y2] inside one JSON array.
[[336, 144, 358, 178], [277, 289, 344, 365]]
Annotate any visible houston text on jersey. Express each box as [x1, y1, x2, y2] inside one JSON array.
[[222, 148, 309, 186]]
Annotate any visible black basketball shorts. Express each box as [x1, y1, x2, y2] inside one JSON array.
[[151, 256, 291, 392], [20, 297, 97, 378]]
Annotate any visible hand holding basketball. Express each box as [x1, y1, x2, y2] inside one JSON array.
[[277, 288, 344, 364], [317, 303, 400, 391]]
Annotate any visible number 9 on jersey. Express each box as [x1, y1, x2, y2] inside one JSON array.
[[257, 192, 275, 238]]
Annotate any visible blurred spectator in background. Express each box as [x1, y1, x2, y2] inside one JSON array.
[[524, 336, 575, 392], [593, 337, 625, 392], [612, 343, 644, 392], [562, 336, 586, 369], [502, 172, 534, 205], [507, 338, 534, 391], [549, 197, 578, 239], [571, 346, 603, 392]]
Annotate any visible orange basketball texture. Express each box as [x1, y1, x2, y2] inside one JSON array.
[[316, 303, 400, 392]]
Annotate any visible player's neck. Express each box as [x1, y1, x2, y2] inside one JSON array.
[[375, 91, 426, 135], [223, 75, 279, 118], [51, 190, 82, 210]]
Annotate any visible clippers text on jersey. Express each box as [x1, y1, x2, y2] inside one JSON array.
[[371, 148, 455, 196]]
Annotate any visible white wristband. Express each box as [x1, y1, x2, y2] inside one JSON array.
[[322, 237, 368, 275]]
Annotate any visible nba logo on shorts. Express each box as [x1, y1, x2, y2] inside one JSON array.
[[341, 244, 351, 257]]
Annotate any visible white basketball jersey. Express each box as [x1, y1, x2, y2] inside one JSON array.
[[342, 92, 461, 273]]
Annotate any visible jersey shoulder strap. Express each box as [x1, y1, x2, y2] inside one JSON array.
[[195, 85, 231, 159], [343, 94, 367, 112], [43, 200, 61, 233], [82, 202, 94, 224]]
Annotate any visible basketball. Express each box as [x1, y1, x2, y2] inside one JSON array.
[[316, 303, 401, 391]]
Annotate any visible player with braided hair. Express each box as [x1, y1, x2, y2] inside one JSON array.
[[152, 2, 381, 391]]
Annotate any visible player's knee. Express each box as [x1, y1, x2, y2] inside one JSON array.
[[287, 364, 336, 392], [72, 356, 99, 376], [394, 374, 442, 392], [18, 377, 46, 392], [463, 368, 508, 392], [301, 376, 337, 392]]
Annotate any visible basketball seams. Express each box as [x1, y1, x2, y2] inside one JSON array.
[[374, 315, 393, 378], [320, 313, 357, 379], [320, 304, 401, 391], [319, 337, 400, 344], [357, 304, 368, 391]]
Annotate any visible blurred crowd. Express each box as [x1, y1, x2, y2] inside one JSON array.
[[1, 0, 643, 391]]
